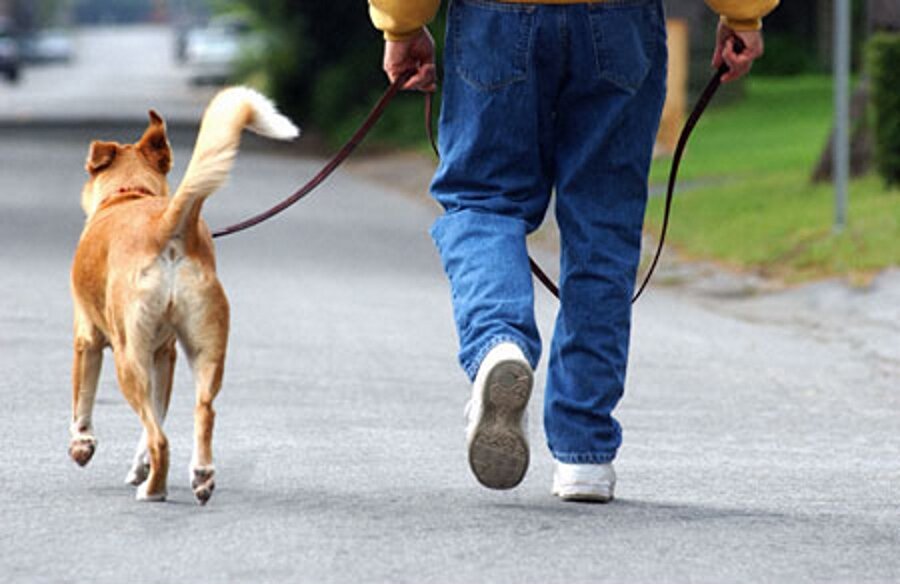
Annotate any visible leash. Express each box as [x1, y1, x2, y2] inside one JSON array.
[[211, 71, 416, 238], [214, 40, 742, 303], [630, 39, 744, 302]]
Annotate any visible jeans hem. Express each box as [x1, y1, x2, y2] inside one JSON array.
[[552, 452, 617, 465], [464, 335, 532, 381]]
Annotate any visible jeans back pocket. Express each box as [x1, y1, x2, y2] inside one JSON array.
[[589, 0, 663, 94], [449, 0, 535, 92]]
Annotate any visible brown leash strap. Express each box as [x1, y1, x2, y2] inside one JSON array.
[[212, 71, 414, 238], [630, 49, 740, 303]]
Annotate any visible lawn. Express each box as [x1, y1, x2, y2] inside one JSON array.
[[645, 75, 900, 284]]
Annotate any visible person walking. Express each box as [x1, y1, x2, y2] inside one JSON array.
[[369, 0, 778, 501]]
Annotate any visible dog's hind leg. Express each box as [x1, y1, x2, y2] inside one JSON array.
[[124, 430, 150, 486], [125, 339, 176, 486], [69, 310, 105, 467], [114, 347, 170, 502], [180, 293, 229, 505]]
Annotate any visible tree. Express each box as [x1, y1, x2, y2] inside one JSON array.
[[223, 0, 385, 125], [73, 0, 155, 24], [811, 0, 900, 183], [869, 0, 900, 32]]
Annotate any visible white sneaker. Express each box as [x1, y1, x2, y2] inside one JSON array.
[[552, 462, 616, 503], [465, 342, 533, 490]]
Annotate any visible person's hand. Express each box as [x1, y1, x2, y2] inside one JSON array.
[[712, 21, 764, 83], [383, 28, 436, 92]]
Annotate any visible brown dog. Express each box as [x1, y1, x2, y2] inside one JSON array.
[[68, 87, 298, 503]]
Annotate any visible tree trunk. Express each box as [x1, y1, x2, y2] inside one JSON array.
[[811, 81, 874, 183], [870, 0, 900, 32], [810, 0, 900, 183]]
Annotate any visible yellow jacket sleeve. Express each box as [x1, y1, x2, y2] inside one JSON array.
[[369, 0, 440, 41], [368, 0, 779, 40], [705, 0, 780, 31]]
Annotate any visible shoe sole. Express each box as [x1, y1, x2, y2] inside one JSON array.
[[468, 359, 532, 490], [554, 490, 614, 504]]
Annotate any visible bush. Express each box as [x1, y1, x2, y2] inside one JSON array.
[[867, 33, 900, 187], [752, 34, 819, 76], [224, 1, 387, 127], [223, 0, 445, 146]]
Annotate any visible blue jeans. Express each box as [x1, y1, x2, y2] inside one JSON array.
[[430, 0, 667, 464]]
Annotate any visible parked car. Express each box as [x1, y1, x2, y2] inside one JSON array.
[[184, 16, 260, 85], [21, 29, 75, 64], [0, 20, 21, 83]]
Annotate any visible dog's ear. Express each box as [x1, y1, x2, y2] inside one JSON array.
[[86, 141, 118, 174], [138, 110, 172, 174]]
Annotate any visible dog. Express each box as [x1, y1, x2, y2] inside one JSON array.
[[68, 87, 298, 503]]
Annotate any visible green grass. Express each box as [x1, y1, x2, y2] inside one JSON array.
[[649, 76, 835, 184], [646, 75, 900, 284]]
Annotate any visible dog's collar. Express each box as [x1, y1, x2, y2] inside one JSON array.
[[116, 186, 156, 197], [96, 186, 158, 212]]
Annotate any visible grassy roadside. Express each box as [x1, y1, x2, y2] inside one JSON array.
[[645, 75, 900, 284]]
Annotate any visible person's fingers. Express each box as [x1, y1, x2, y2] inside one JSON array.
[[719, 33, 763, 83], [406, 34, 436, 90], [391, 63, 434, 90], [385, 64, 406, 84], [383, 54, 401, 83], [721, 64, 748, 83], [723, 38, 741, 67], [721, 59, 750, 82], [412, 28, 436, 64], [403, 64, 437, 91], [712, 49, 724, 70], [722, 50, 748, 81], [384, 39, 416, 82], [383, 29, 436, 89], [402, 66, 427, 88], [712, 23, 727, 69], [403, 77, 424, 90]]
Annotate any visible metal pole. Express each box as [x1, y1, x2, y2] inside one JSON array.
[[833, 0, 851, 233]]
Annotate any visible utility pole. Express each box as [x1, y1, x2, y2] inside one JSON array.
[[833, 0, 851, 233]]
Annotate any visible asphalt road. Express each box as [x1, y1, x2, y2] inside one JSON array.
[[0, 24, 216, 125], [1, 24, 899, 584]]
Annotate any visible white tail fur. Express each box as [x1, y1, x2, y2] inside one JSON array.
[[160, 87, 299, 238]]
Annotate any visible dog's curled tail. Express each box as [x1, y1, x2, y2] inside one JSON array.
[[161, 86, 299, 239]]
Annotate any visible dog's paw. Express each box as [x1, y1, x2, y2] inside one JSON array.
[[68, 436, 97, 467], [191, 466, 216, 506], [135, 482, 167, 502], [124, 461, 150, 486]]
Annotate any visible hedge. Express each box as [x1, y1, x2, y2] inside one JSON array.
[[867, 33, 900, 187]]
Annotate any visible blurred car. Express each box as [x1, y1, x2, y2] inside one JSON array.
[[184, 16, 259, 85], [0, 19, 21, 83], [21, 29, 76, 64]]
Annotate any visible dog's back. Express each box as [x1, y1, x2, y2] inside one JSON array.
[[73, 195, 220, 349]]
